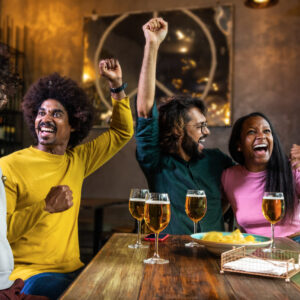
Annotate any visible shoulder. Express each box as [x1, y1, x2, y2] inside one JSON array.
[[204, 148, 228, 157], [0, 148, 29, 165], [204, 148, 234, 165], [222, 164, 243, 177], [221, 165, 245, 188]]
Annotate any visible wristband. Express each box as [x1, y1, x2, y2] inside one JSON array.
[[110, 82, 127, 93]]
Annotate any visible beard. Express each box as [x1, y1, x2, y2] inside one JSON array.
[[182, 131, 205, 160]]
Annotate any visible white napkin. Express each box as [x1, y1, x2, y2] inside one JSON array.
[[223, 257, 299, 276]]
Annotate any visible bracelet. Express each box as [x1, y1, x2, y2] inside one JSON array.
[[110, 82, 127, 93]]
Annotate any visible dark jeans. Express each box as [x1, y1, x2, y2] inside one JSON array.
[[21, 269, 82, 300]]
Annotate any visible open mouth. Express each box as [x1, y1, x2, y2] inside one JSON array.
[[198, 137, 205, 144], [197, 135, 207, 151], [40, 127, 56, 133], [253, 143, 268, 154], [38, 122, 57, 135]]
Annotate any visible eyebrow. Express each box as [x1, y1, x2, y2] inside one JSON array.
[[38, 107, 65, 114]]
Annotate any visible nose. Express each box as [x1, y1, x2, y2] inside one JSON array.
[[41, 112, 53, 122], [256, 131, 266, 139], [202, 126, 210, 135]]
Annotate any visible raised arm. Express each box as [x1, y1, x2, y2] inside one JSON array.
[[137, 18, 168, 118], [99, 58, 126, 101], [79, 58, 133, 176]]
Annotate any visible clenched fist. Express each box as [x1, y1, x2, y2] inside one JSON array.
[[44, 185, 73, 213]]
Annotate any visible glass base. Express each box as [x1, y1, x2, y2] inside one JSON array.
[[128, 243, 149, 249], [185, 241, 200, 248], [144, 257, 169, 264]]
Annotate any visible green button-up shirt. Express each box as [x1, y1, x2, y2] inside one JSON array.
[[135, 105, 234, 235]]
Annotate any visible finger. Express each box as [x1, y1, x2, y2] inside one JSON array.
[[148, 20, 156, 31], [99, 60, 107, 72], [158, 18, 168, 30], [110, 58, 118, 70], [291, 151, 300, 159], [67, 199, 74, 208], [152, 19, 159, 30], [103, 59, 110, 72], [154, 18, 161, 31], [114, 59, 120, 70]]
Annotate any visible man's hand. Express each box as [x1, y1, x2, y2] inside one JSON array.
[[44, 185, 73, 213], [143, 17, 168, 47], [290, 144, 300, 170], [99, 58, 123, 89]]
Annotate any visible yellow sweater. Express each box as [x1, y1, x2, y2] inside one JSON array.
[[0, 97, 133, 280]]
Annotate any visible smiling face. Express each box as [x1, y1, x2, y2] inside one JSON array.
[[180, 107, 210, 161], [239, 116, 274, 172], [34, 99, 74, 154]]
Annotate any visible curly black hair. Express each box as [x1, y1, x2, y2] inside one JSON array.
[[158, 95, 206, 154], [22, 73, 94, 148]]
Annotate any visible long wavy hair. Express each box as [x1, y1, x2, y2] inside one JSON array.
[[229, 112, 296, 221], [158, 95, 206, 155], [22, 73, 94, 148]]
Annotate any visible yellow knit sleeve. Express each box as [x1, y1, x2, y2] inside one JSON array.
[[76, 96, 134, 177]]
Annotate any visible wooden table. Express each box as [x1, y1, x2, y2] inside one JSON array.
[[60, 233, 300, 300]]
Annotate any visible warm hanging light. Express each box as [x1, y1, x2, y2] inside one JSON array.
[[244, 0, 278, 9]]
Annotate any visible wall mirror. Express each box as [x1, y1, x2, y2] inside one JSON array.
[[82, 5, 233, 127]]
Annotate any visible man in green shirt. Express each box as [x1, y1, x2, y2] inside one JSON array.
[[135, 17, 234, 235]]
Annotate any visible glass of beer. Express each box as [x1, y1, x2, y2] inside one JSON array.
[[128, 188, 149, 249], [143, 193, 171, 264], [262, 192, 285, 249], [185, 190, 207, 247]]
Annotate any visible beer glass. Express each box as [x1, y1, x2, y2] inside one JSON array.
[[262, 192, 285, 249], [144, 193, 171, 264], [185, 190, 207, 247], [128, 188, 149, 249]]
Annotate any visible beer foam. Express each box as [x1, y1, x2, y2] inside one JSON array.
[[263, 196, 284, 200], [145, 200, 170, 204], [186, 194, 206, 197], [130, 198, 146, 202]]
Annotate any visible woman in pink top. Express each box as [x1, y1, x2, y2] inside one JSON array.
[[221, 112, 300, 240]]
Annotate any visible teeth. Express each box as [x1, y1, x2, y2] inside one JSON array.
[[41, 128, 54, 133], [199, 138, 205, 143], [253, 144, 267, 150]]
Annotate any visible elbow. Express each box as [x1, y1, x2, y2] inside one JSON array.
[[122, 120, 134, 142], [126, 125, 134, 141]]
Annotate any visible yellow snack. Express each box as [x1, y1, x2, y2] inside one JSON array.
[[202, 229, 256, 244], [202, 231, 223, 242]]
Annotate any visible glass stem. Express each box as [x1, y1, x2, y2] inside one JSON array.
[[271, 223, 275, 249], [137, 220, 141, 245], [154, 233, 160, 258], [194, 221, 197, 234]]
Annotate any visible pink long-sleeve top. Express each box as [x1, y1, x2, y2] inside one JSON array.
[[221, 165, 300, 237]]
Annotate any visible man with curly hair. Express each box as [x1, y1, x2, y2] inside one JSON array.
[[0, 58, 133, 299], [136, 18, 234, 236]]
